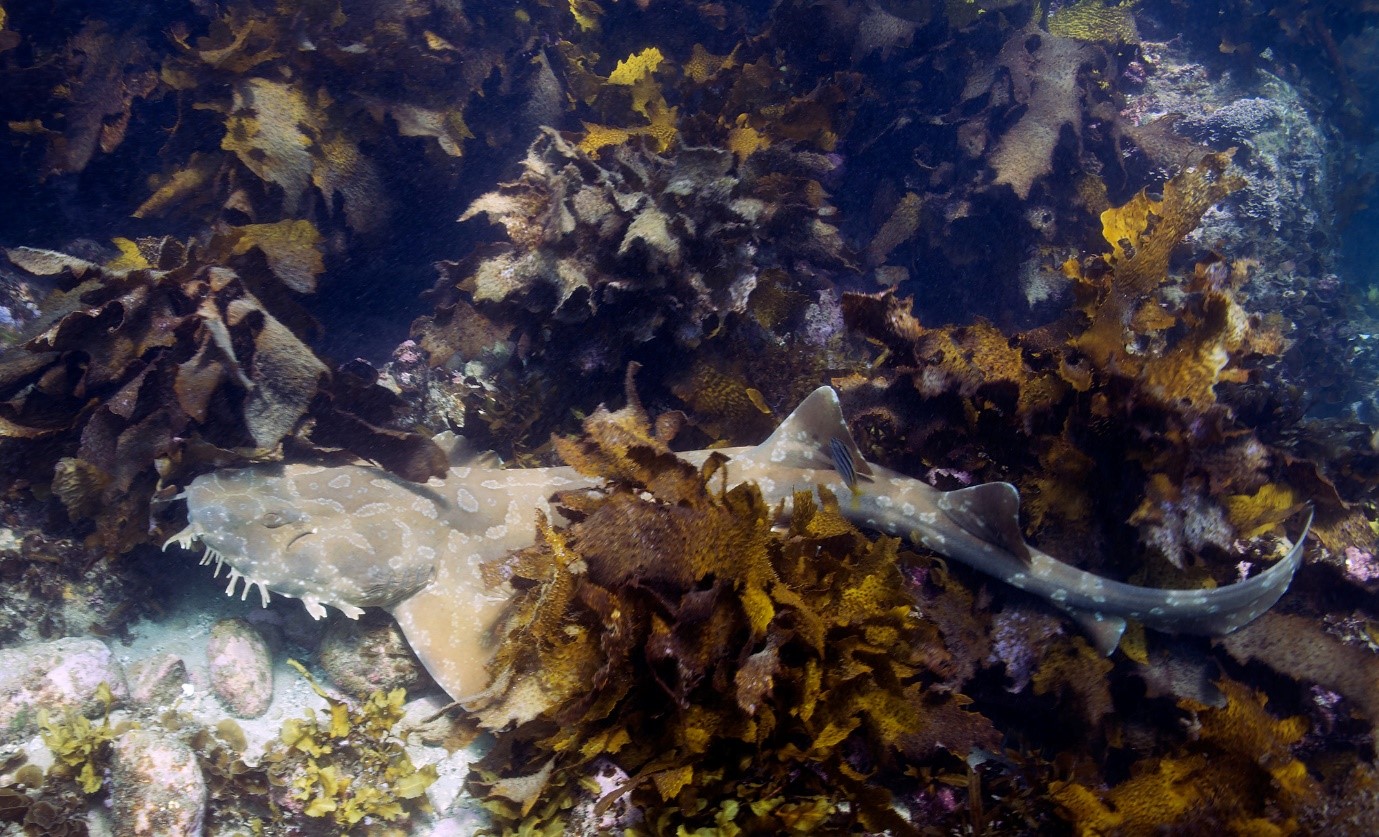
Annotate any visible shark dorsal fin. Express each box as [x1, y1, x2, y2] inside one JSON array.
[[751, 387, 873, 480], [937, 483, 1032, 564]]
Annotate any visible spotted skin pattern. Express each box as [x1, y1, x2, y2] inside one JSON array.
[[167, 387, 1309, 700]]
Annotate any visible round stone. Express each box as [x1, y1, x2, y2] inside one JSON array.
[[206, 618, 273, 719]]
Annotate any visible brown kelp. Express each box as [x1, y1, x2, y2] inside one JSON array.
[[464, 392, 1004, 833], [0, 237, 443, 554]]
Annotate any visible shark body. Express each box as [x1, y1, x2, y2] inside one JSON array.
[[167, 387, 1309, 700]]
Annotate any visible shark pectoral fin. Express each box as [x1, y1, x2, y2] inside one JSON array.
[[1066, 608, 1128, 656], [937, 483, 1032, 563], [432, 430, 503, 469], [752, 386, 874, 479], [386, 558, 511, 701]]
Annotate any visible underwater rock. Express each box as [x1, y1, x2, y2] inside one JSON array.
[[0, 263, 46, 347], [205, 618, 272, 719], [566, 757, 643, 833], [109, 728, 206, 837], [986, 605, 1067, 693], [0, 509, 141, 644], [1123, 42, 1335, 277], [0, 637, 127, 744], [318, 610, 427, 699], [399, 694, 457, 748], [1182, 96, 1285, 145], [126, 653, 190, 708]]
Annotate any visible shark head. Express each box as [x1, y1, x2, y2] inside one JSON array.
[[167, 446, 594, 699], [166, 463, 440, 619]]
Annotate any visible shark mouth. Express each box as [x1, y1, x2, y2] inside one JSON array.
[[163, 524, 361, 621], [163, 525, 274, 608]]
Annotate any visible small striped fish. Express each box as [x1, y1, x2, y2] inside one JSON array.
[[830, 436, 859, 490]]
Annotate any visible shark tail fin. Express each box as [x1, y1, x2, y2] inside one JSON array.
[[1078, 507, 1313, 656], [751, 386, 873, 481], [1180, 507, 1313, 637]]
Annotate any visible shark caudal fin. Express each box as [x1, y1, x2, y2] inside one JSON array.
[[1073, 507, 1313, 656], [1175, 507, 1313, 637], [751, 387, 873, 482]]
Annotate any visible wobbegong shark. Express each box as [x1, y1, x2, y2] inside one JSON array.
[[165, 387, 1310, 700]]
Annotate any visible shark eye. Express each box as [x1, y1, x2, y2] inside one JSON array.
[[260, 511, 289, 528]]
